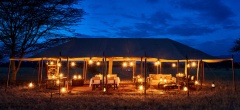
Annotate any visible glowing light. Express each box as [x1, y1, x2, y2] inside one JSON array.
[[129, 62, 134, 66], [160, 78, 162, 82], [103, 87, 106, 92], [154, 61, 160, 66], [122, 62, 127, 67], [139, 85, 143, 90], [78, 75, 81, 79], [183, 87, 188, 91], [28, 82, 34, 88], [56, 80, 60, 85], [191, 62, 196, 67], [164, 79, 167, 83], [89, 60, 93, 65], [59, 73, 63, 78], [187, 64, 190, 68], [46, 62, 49, 65], [172, 63, 176, 67], [61, 87, 67, 93], [139, 78, 143, 82], [73, 75, 77, 79], [57, 63, 62, 67], [96, 61, 101, 66], [52, 75, 56, 79], [50, 61, 54, 65], [212, 82, 215, 88], [71, 62, 76, 67], [195, 81, 199, 85]]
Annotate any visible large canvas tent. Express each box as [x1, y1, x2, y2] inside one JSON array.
[[9, 38, 235, 92]]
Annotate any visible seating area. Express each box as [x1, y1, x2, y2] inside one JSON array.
[[148, 74, 176, 86], [89, 74, 120, 90]]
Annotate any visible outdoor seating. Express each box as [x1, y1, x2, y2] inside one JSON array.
[[89, 77, 101, 90], [148, 74, 176, 86]]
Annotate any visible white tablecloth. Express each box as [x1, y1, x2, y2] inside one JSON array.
[[89, 77, 120, 87]]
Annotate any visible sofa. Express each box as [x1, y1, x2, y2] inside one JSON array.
[[148, 74, 176, 86]]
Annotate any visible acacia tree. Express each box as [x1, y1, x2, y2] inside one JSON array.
[[230, 38, 240, 53], [0, 0, 85, 83]]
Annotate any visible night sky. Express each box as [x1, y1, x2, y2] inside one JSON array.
[[74, 0, 240, 56]]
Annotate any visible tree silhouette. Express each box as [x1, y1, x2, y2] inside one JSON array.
[[0, 0, 85, 83], [230, 38, 240, 53]]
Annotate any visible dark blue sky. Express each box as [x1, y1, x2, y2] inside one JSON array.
[[74, 0, 240, 56]]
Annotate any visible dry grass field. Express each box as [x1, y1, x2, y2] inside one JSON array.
[[0, 65, 239, 109]]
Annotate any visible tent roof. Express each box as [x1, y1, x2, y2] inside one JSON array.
[[32, 38, 217, 59]]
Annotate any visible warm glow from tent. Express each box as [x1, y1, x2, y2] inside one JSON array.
[[172, 63, 176, 67], [50, 61, 54, 65], [61, 87, 67, 93], [73, 75, 77, 79], [129, 62, 134, 66], [183, 87, 188, 91], [71, 62, 76, 67], [122, 62, 127, 67], [195, 81, 199, 85], [191, 62, 196, 67], [139, 85, 143, 90], [57, 63, 62, 67], [78, 75, 82, 79], [154, 61, 160, 66], [187, 64, 190, 68], [96, 61, 101, 66], [59, 73, 63, 78], [89, 60, 93, 65], [56, 80, 60, 85]]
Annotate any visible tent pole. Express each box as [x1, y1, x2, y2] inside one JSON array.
[[159, 61, 162, 74], [203, 62, 205, 82], [85, 60, 88, 81], [196, 60, 200, 81], [186, 56, 189, 96], [82, 60, 85, 81], [232, 55, 236, 92], [102, 52, 105, 90], [177, 60, 180, 91], [5, 60, 11, 92], [67, 57, 69, 91], [40, 58, 44, 87], [140, 57, 143, 76], [144, 54, 147, 96], [108, 58, 113, 75], [133, 60, 136, 81], [38, 61, 41, 87]]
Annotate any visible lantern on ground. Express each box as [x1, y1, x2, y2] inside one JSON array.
[[183, 86, 188, 91], [211, 82, 215, 88], [61, 87, 67, 93], [28, 82, 34, 88]]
